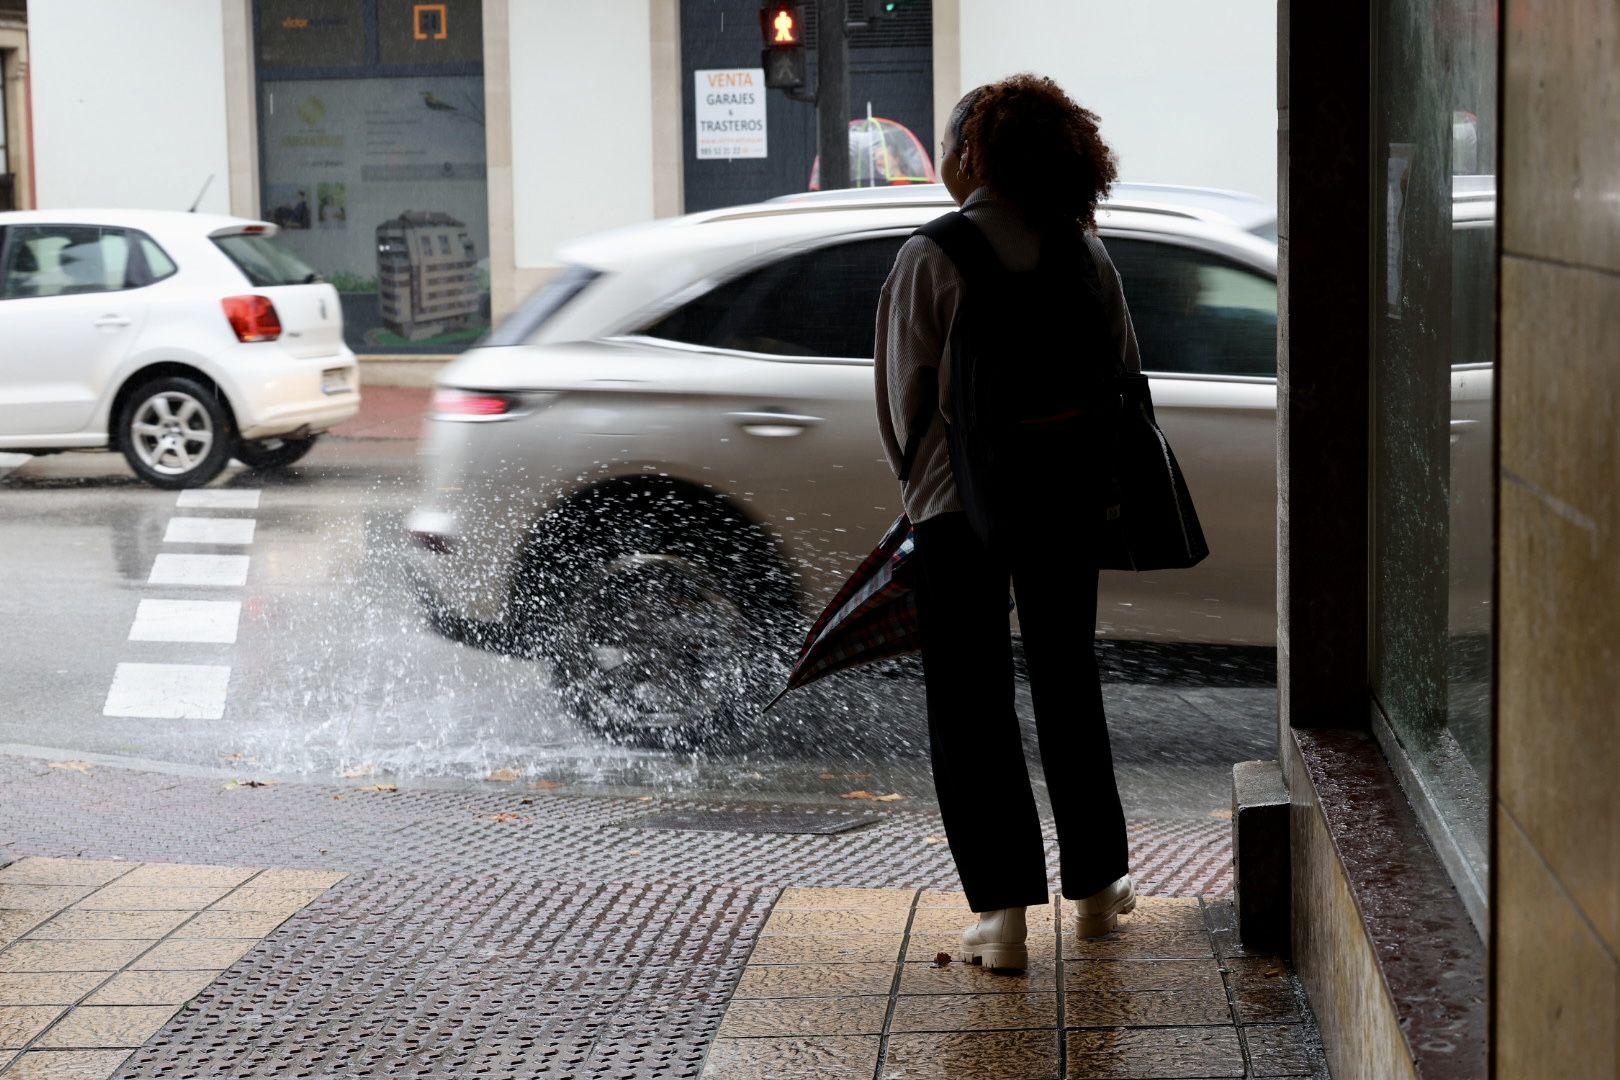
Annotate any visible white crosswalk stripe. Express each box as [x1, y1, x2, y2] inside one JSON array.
[[129, 599, 242, 644], [164, 517, 257, 545], [103, 662, 231, 720], [149, 553, 251, 588], [176, 488, 261, 510]]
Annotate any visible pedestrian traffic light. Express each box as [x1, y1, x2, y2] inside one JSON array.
[[763, 45, 807, 89], [760, 3, 801, 47]]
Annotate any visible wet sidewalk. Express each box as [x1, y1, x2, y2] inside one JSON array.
[[703, 888, 1324, 1079], [0, 753, 1324, 1077]]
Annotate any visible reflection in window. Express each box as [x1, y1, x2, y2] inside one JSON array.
[[2, 227, 132, 299], [1107, 239, 1277, 377]]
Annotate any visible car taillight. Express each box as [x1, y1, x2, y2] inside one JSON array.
[[221, 295, 282, 342], [432, 389, 515, 418]]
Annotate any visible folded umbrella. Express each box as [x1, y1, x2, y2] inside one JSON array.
[[763, 514, 920, 711]]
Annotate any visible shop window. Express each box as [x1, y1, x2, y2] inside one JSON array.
[[254, 0, 488, 353], [1370, 0, 1497, 930]]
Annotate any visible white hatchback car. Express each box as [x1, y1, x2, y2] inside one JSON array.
[[408, 184, 1280, 743], [0, 210, 360, 488]]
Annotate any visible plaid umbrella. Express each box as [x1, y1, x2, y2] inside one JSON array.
[[763, 515, 920, 711]]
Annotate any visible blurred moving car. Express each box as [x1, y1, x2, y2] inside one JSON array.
[[0, 210, 360, 488], [408, 183, 1280, 743]]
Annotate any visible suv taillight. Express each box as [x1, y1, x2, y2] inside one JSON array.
[[221, 295, 282, 342], [432, 389, 516, 418]]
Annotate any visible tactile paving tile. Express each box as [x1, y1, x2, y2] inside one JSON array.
[[111, 874, 772, 1079], [0, 757, 1232, 897], [0, 755, 1233, 1074]]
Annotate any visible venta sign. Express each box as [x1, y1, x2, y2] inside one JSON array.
[[694, 69, 767, 160]]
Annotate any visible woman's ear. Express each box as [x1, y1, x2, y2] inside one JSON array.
[[956, 144, 973, 180]]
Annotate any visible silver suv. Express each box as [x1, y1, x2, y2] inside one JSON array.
[[407, 184, 1279, 743]]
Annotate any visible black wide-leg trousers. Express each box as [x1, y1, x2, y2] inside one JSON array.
[[912, 511, 1128, 912]]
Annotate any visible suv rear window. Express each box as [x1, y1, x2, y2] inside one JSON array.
[[213, 233, 319, 287], [482, 264, 601, 346]]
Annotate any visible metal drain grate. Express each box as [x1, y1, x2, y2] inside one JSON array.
[[622, 809, 880, 835]]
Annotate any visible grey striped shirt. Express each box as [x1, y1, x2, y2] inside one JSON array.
[[873, 188, 1142, 523]]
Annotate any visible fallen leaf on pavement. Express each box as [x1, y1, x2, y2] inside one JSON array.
[[220, 752, 245, 764], [818, 772, 836, 781], [923, 835, 943, 845], [934, 952, 951, 967], [225, 779, 276, 789], [48, 761, 92, 775], [331, 795, 345, 801], [1208, 808, 1233, 820], [357, 783, 398, 793], [875, 793, 905, 802], [485, 767, 521, 782], [846, 772, 869, 781], [840, 790, 905, 802], [487, 812, 529, 823], [337, 763, 376, 779], [527, 779, 564, 791]]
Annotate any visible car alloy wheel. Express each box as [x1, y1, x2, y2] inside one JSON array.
[[116, 374, 233, 489], [130, 390, 216, 477]]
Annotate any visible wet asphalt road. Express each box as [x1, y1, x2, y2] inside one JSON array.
[[0, 433, 1276, 819]]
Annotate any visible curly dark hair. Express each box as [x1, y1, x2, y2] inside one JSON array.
[[952, 75, 1118, 228]]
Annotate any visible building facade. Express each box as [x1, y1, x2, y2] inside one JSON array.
[[16, 0, 1277, 353]]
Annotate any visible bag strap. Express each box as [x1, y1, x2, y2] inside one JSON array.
[[896, 213, 997, 483], [915, 210, 1000, 287]]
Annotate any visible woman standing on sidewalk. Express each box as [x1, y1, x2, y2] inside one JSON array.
[[874, 75, 1140, 971]]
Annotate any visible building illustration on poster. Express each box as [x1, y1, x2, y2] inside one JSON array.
[[694, 68, 767, 159]]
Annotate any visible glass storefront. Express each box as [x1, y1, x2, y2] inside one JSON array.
[[253, 0, 489, 353], [1370, 0, 1497, 928]]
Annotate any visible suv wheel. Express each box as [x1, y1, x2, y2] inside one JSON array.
[[521, 488, 796, 750], [118, 376, 233, 489], [236, 434, 319, 469]]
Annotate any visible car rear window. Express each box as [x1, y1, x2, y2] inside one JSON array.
[[213, 233, 319, 287], [482, 264, 601, 346]]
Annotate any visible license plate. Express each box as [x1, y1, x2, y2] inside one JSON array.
[[321, 368, 349, 395]]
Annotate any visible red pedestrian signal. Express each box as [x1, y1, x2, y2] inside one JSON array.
[[761, 4, 800, 47]]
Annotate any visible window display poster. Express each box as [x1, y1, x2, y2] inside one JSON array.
[[260, 75, 490, 350]]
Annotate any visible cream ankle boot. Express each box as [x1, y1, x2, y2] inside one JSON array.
[[1071, 875, 1136, 939], [961, 906, 1028, 971]]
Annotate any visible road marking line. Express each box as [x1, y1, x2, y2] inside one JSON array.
[[103, 662, 231, 720], [163, 517, 257, 546], [149, 554, 250, 588], [176, 489, 261, 510], [129, 599, 242, 644]]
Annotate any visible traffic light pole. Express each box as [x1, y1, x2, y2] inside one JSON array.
[[816, 0, 850, 190]]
